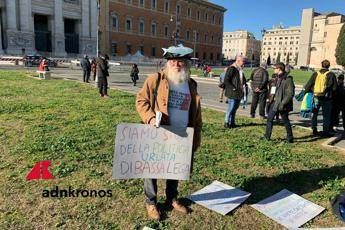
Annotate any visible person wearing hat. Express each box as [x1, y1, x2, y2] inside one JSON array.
[[264, 62, 295, 143], [80, 54, 91, 83], [96, 54, 110, 97], [136, 44, 202, 220]]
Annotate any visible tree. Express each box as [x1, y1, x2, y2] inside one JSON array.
[[266, 55, 271, 66], [335, 23, 345, 68], [286, 53, 290, 64], [276, 53, 281, 63]]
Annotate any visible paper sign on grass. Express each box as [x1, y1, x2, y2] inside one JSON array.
[[251, 189, 325, 229], [112, 123, 194, 180], [188, 180, 251, 215]]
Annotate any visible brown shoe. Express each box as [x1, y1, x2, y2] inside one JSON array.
[[168, 200, 188, 214], [146, 204, 160, 220]]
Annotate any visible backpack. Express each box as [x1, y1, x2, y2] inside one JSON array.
[[314, 71, 329, 96]]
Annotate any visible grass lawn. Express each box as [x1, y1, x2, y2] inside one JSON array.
[[191, 68, 313, 86], [1, 70, 345, 229]]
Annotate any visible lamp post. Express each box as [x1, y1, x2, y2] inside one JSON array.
[[170, 15, 181, 46], [96, 0, 100, 57]]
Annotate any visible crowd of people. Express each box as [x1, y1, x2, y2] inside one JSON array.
[[219, 57, 345, 141]]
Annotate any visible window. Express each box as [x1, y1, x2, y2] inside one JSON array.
[[213, 15, 215, 24], [139, 0, 144, 7], [164, 26, 168, 38], [111, 42, 117, 55], [218, 16, 222, 25], [324, 32, 327, 37], [164, 0, 169, 13], [187, 8, 191, 18], [126, 45, 132, 54], [197, 11, 200, 21], [111, 15, 118, 30], [211, 35, 214, 42], [126, 19, 132, 31], [151, 22, 157, 36], [186, 30, 190, 40], [151, 0, 156, 9], [176, 5, 180, 15], [127, 0, 132, 4], [139, 20, 144, 34], [204, 33, 208, 42], [151, 47, 156, 57], [205, 13, 208, 22]]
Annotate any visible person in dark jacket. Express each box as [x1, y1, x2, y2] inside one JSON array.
[[264, 62, 295, 143], [80, 55, 91, 83], [97, 54, 110, 97], [130, 64, 139, 86], [304, 59, 337, 136], [266, 73, 280, 121], [331, 74, 345, 133], [224, 55, 246, 128], [250, 62, 269, 118]]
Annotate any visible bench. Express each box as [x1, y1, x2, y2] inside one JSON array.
[[36, 70, 51, 79]]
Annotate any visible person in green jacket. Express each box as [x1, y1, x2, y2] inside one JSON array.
[[264, 62, 295, 143]]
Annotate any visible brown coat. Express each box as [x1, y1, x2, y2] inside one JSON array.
[[136, 69, 202, 152]]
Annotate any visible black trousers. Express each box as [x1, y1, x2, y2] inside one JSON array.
[[83, 70, 90, 82], [98, 78, 108, 96], [250, 92, 267, 117], [332, 104, 345, 130], [265, 106, 293, 141]]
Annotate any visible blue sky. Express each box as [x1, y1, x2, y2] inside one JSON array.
[[209, 0, 345, 39]]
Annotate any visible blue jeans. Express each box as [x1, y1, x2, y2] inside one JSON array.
[[225, 98, 241, 125]]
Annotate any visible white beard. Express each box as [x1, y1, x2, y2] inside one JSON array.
[[166, 67, 190, 85]]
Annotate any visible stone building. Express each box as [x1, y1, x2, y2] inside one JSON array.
[[222, 30, 261, 62], [99, 0, 226, 64], [261, 8, 345, 69], [0, 0, 97, 57], [260, 25, 301, 65], [298, 8, 345, 68]]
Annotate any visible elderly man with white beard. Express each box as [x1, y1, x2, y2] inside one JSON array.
[[136, 44, 202, 220]]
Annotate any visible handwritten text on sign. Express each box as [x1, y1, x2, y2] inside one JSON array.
[[112, 123, 194, 180]]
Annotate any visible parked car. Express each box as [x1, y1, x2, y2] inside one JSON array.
[[23, 55, 57, 67], [299, 66, 314, 71]]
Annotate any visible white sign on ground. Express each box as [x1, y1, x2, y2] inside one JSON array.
[[112, 123, 194, 180], [251, 189, 325, 229], [188, 180, 251, 215]]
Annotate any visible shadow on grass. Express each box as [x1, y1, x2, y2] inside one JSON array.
[[242, 165, 345, 204]]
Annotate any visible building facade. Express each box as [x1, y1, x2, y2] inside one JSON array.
[[99, 0, 226, 64], [260, 25, 301, 65], [0, 0, 97, 57], [261, 8, 345, 69], [298, 8, 345, 68], [222, 30, 261, 62]]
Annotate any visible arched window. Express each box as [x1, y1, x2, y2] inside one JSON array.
[[110, 13, 118, 31], [125, 17, 132, 32], [139, 19, 145, 34], [151, 22, 157, 36]]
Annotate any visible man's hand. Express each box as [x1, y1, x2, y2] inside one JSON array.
[[255, 87, 260, 93], [149, 118, 156, 127]]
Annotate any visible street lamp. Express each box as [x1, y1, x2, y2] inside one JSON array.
[[96, 0, 100, 57], [170, 15, 181, 46]]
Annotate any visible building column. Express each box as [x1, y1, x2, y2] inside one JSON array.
[[6, 0, 17, 30], [53, 0, 66, 56], [0, 10, 3, 54], [19, 0, 34, 54], [90, 0, 98, 56], [80, 0, 91, 55], [298, 8, 314, 67]]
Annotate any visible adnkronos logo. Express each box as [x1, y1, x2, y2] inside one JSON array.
[[26, 160, 113, 198]]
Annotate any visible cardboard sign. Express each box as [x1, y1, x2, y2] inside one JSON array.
[[188, 181, 251, 215], [251, 189, 325, 229], [112, 123, 194, 180]]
